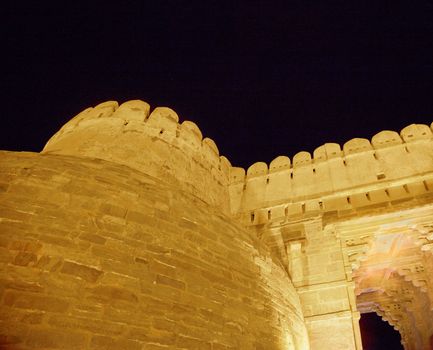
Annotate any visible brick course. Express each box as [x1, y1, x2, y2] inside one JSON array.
[[0, 151, 308, 349]]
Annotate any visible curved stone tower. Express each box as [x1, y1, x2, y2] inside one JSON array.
[[0, 101, 309, 350], [42, 100, 231, 213], [2, 99, 433, 349]]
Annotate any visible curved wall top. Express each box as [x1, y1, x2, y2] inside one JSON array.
[[43, 100, 231, 213], [42, 100, 433, 217]]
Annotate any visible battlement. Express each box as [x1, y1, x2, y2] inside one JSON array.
[[229, 122, 433, 219], [2, 99, 433, 349], [43, 100, 232, 212], [42, 100, 433, 220]]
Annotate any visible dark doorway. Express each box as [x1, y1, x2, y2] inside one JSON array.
[[360, 312, 403, 350]]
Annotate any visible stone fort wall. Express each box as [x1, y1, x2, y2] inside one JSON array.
[[229, 123, 433, 227], [0, 151, 308, 349], [1, 99, 432, 349], [43, 100, 232, 214]]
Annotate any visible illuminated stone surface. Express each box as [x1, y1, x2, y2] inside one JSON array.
[[0, 100, 432, 349]]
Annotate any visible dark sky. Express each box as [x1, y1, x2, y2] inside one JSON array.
[[3, 1, 433, 171], [3, 2, 428, 347]]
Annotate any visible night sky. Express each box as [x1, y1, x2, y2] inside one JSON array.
[[3, 2, 432, 348]]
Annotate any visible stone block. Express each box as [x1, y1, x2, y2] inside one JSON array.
[[152, 317, 176, 332], [48, 315, 125, 336], [8, 240, 42, 252], [4, 291, 70, 313], [91, 245, 134, 264], [406, 181, 427, 196], [61, 261, 103, 282], [155, 274, 185, 290], [387, 185, 410, 200], [88, 285, 139, 304], [34, 255, 64, 272], [127, 210, 157, 226], [0, 307, 44, 325], [13, 251, 38, 266], [79, 232, 107, 244], [99, 203, 128, 218], [0, 207, 34, 221], [368, 189, 389, 203], [90, 335, 142, 350], [177, 335, 212, 350], [349, 193, 370, 207], [26, 328, 89, 349], [0, 248, 13, 263], [127, 327, 176, 345], [286, 203, 303, 217]]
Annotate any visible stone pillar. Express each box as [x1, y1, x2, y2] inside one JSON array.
[[287, 219, 362, 349], [348, 285, 363, 350]]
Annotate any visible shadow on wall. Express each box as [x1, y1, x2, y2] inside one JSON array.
[[360, 313, 403, 350]]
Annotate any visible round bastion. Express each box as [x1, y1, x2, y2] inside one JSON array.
[[43, 100, 231, 213], [0, 100, 310, 349]]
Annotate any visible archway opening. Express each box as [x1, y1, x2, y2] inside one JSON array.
[[360, 312, 403, 350]]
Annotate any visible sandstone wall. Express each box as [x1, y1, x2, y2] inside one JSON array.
[[0, 151, 309, 350], [229, 123, 433, 223], [4, 99, 431, 349], [43, 100, 231, 214]]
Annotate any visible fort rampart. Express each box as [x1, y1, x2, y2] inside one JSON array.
[[1, 99, 432, 349]]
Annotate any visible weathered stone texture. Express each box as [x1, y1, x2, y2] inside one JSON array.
[[0, 151, 308, 349], [42, 101, 231, 214], [1, 100, 433, 349]]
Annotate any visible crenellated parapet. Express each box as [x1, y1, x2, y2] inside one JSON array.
[[43, 101, 433, 222], [3, 96, 433, 350], [229, 122, 433, 224], [43, 100, 232, 212]]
